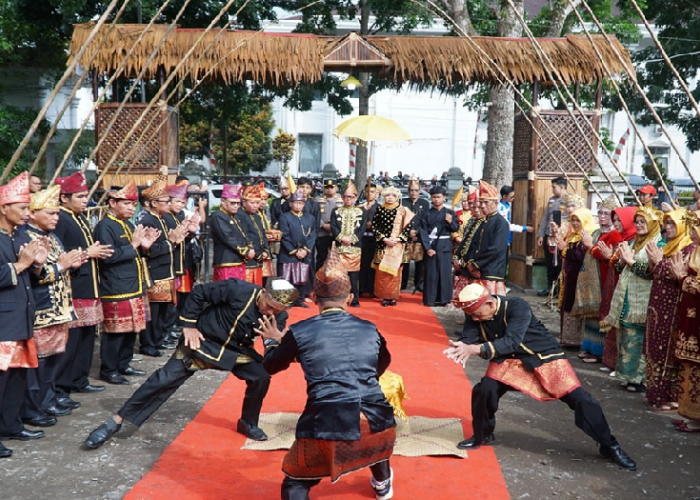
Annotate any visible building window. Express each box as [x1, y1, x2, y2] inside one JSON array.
[[298, 134, 323, 175]]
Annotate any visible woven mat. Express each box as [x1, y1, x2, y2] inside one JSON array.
[[242, 412, 467, 459]]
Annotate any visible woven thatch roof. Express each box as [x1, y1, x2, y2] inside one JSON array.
[[68, 23, 634, 86]]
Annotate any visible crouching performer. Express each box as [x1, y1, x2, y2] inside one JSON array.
[[82, 278, 297, 449], [256, 245, 396, 500], [444, 283, 637, 471]]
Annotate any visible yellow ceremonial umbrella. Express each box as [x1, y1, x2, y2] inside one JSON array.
[[335, 115, 411, 143]]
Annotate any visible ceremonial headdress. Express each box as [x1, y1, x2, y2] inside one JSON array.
[[289, 189, 306, 202], [596, 194, 619, 212], [408, 174, 420, 190], [55, 171, 87, 195], [636, 184, 657, 196], [108, 180, 139, 201], [382, 185, 401, 199], [314, 243, 352, 298], [221, 184, 243, 200], [167, 181, 189, 201], [279, 175, 288, 189], [632, 205, 662, 252], [142, 175, 168, 202], [564, 192, 585, 207], [30, 184, 61, 210], [259, 183, 269, 199], [466, 185, 478, 201], [242, 183, 262, 201], [342, 179, 358, 197], [264, 277, 299, 308], [0, 171, 31, 205], [478, 180, 499, 201], [453, 283, 490, 314]]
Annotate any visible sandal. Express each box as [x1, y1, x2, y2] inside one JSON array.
[[577, 351, 589, 359], [649, 403, 675, 413], [626, 383, 645, 393], [582, 357, 601, 364]]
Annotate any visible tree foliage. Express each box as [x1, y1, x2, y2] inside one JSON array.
[[272, 129, 296, 173], [0, 101, 50, 178]]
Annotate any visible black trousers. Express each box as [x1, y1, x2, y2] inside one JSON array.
[[0, 367, 27, 436], [99, 331, 137, 378], [56, 324, 97, 396], [22, 355, 59, 419], [315, 236, 333, 271], [471, 376, 614, 447], [401, 260, 424, 291], [281, 459, 391, 500], [359, 236, 376, 295], [117, 355, 270, 428], [349, 271, 360, 302], [422, 252, 453, 306], [544, 244, 561, 289], [141, 302, 170, 350]]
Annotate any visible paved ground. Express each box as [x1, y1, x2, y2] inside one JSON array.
[[2, 290, 699, 500]]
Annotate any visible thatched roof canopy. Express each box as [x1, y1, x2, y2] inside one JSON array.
[[68, 23, 634, 87]]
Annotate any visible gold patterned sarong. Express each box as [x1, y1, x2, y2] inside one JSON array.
[[33, 324, 69, 358], [0, 339, 38, 370], [339, 253, 361, 272], [485, 358, 581, 401]]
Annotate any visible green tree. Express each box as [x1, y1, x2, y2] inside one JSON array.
[[0, 100, 50, 178], [441, 0, 642, 187], [272, 129, 296, 174], [617, 0, 700, 152], [179, 83, 275, 176]]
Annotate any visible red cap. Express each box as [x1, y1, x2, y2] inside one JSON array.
[[636, 184, 657, 196], [55, 171, 88, 195]]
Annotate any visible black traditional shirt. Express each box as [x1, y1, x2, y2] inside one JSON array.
[[331, 206, 366, 254], [139, 210, 176, 282], [462, 212, 510, 282], [53, 207, 100, 299], [0, 228, 36, 342], [210, 208, 251, 267], [459, 296, 566, 370], [278, 211, 316, 265]]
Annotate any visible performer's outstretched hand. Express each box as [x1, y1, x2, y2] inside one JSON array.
[[183, 327, 205, 350], [443, 340, 480, 367], [254, 314, 288, 343]]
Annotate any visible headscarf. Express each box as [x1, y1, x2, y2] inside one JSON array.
[[612, 206, 637, 242], [662, 208, 694, 257], [632, 205, 661, 253], [382, 186, 401, 209], [567, 208, 598, 243]]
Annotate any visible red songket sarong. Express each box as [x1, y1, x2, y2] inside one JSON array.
[[102, 296, 148, 334], [213, 266, 246, 282], [486, 358, 581, 401]]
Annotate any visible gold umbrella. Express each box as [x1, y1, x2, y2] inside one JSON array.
[[335, 115, 411, 143]]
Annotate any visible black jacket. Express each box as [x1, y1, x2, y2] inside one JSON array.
[[139, 211, 176, 281], [53, 207, 100, 299], [264, 309, 395, 440], [0, 229, 36, 341]]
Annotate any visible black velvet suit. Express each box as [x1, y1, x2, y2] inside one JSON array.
[[419, 206, 460, 306]]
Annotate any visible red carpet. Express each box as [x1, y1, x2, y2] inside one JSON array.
[[125, 293, 509, 499]]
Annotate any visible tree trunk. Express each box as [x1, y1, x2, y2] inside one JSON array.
[[481, 0, 523, 187], [446, 0, 477, 36], [354, 0, 372, 191]]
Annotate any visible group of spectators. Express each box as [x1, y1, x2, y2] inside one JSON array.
[[536, 177, 700, 432]]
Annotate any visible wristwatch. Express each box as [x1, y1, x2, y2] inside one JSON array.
[[263, 338, 280, 348]]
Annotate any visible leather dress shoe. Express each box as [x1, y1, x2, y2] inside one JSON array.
[[0, 428, 45, 441], [83, 418, 122, 450], [0, 443, 12, 458], [600, 440, 637, 470], [77, 384, 106, 393], [22, 415, 57, 427], [57, 397, 81, 409], [44, 405, 72, 417], [155, 342, 176, 350], [139, 347, 163, 357], [457, 433, 496, 450], [537, 288, 550, 297], [120, 366, 147, 376], [236, 419, 268, 441], [100, 373, 130, 385]]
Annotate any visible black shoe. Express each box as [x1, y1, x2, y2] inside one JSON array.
[[99, 373, 130, 385], [0, 443, 11, 458], [0, 428, 45, 441], [120, 366, 147, 376], [381, 300, 390, 307], [389, 300, 397, 306], [83, 418, 122, 450], [457, 433, 496, 450], [44, 405, 72, 417], [139, 347, 163, 358], [22, 415, 57, 428], [415, 285, 424, 292], [236, 419, 268, 441], [599, 440, 637, 470], [77, 384, 106, 393], [57, 397, 81, 409], [350, 300, 360, 307], [155, 343, 176, 350], [537, 288, 550, 297]]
